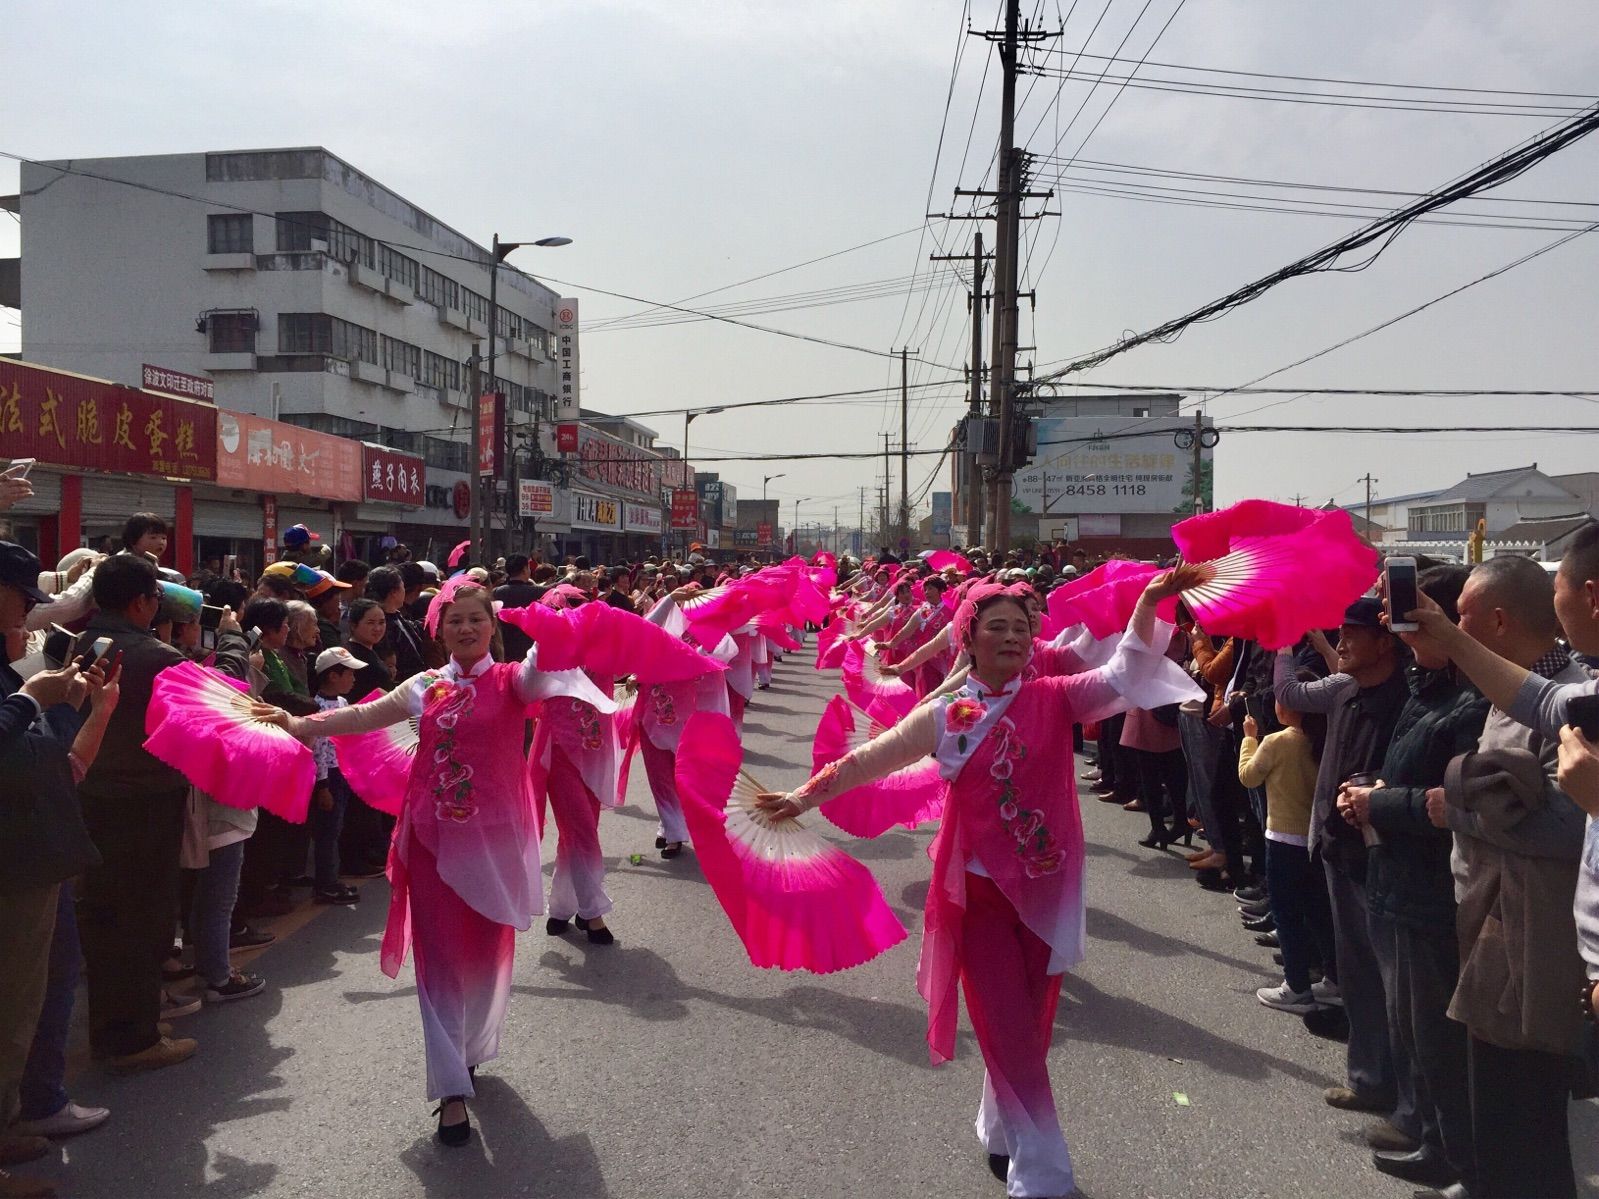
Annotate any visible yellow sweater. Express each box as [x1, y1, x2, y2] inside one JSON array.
[[1237, 728, 1318, 842]]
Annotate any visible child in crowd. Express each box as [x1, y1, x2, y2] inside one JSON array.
[[309, 647, 362, 905], [1237, 682, 1335, 1014]]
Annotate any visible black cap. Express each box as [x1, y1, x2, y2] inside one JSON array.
[[1343, 597, 1386, 629], [0, 541, 50, 605]]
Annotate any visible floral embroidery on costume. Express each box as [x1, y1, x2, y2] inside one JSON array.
[[426, 679, 478, 822], [649, 684, 678, 726], [574, 699, 603, 750], [989, 717, 1063, 877]]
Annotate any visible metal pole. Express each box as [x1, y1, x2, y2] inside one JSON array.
[[683, 412, 692, 560], [486, 234, 502, 562], [468, 340, 482, 562], [968, 230, 985, 548]]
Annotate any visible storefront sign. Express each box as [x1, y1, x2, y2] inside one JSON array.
[[0, 358, 218, 480], [555, 299, 580, 421], [215, 411, 362, 500], [1014, 416, 1209, 516], [362, 444, 425, 506], [706, 529, 720, 549], [555, 423, 579, 454], [670, 488, 699, 530], [477, 392, 504, 478], [931, 491, 952, 538], [734, 529, 758, 548], [757, 521, 773, 548], [624, 502, 662, 534], [262, 494, 278, 564], [141, 364, 215, 403], [573, 491, 619, 530], [518, 480, 556, 517], [576, 426, 660, 499]]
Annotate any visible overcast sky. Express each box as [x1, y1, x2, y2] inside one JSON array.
[[3, 0, 1597, 528]]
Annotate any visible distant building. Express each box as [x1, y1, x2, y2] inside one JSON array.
[[1404, 464, 1587, 540]]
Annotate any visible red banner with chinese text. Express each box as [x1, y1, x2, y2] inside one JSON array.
[[478, 392, 504, 478], [670, 488, 699, 530], [215, 411, 363, 501], [361, 444, 425, 506], [0, 359, 217, 480]]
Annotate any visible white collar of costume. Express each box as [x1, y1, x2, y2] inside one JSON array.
[[442, 654, 494, 682], [934, 672, 1025, 781]]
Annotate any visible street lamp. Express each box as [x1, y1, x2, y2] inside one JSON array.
[[479, 232, 571, 561], [793, 497, 809, 554], [762, 472, 786, 502], [682, 406, 725, 556]]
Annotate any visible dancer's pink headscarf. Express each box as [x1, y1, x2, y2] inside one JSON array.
[[951, 580, 1036, 655], [424, 575, 488, 636]]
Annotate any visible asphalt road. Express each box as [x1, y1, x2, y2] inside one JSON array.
[[32, 651, 1599, 1199]]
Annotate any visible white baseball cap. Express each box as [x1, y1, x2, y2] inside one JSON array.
[[315, 646, 361, 674]]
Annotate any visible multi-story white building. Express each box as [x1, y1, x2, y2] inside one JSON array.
[[16, 147, 568, 547]]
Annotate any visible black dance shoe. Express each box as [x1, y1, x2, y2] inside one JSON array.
[[574, 916, 616, 946], [434, 1097, 471, 1147], [987, 1153, 1009, 1181], [545, 917, 571, 936]]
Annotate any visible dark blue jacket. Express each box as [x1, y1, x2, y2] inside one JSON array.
[[0, 661, 100, 894]]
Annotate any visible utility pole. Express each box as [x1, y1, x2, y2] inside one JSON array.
[[858, 486, 866, 557], [1191, 409, 1205, 514], [898, 347, 915, 550], [932, 233, 988, 549], [990, 0, 1021, 555], [1364, 473, 1376, 533], [882, 434, 892, 548], [467, 340, 483, 563]]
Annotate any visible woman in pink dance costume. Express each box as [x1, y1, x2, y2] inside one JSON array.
[[759, 568, 1203, 1199], [257, 581, 613, 1146]]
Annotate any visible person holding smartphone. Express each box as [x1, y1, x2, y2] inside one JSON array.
[[0, 538, 122, 1173]]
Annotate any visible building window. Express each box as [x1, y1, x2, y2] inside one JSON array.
[[422, 437, 469, 473], [381, 335, 421, 380], [418, 266, 459, 310], [277, 313, 378, 364], [275, 211, 373, 267], [377, 244, 420, 292], [207, 213, 254, 254], [209, 312, 257, 354]]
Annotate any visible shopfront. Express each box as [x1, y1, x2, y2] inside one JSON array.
[[0, 358, 218, 572], [569, 490, 621, 562]]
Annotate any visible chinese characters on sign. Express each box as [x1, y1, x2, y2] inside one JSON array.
[[554, 299, 580, 421], [477, 392, 505, 478], [518, 480, 555, 517], [555, 423, 579, 454], [0, 359, 217, 480], [262, 495, 278, 564], [670, 489, 699, 530], [757, 522, 774, 548], [215, 412, 362, 500], [572, 492, 619, 529], [141, 364, 215, 403], [361, 444, 425, 506], [1012, 416, 1211, 516], [623, 502, 662, 534], [576, 427, 660, 498]]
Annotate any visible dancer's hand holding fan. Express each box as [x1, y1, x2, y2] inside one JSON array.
[[144, 659, 316, 821], [1170, 501, 1380, 650], [674, 711, 907, 974]]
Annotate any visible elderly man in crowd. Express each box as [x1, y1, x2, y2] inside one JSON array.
[[1274, 599, 1417, 1152], [1407, 544, 1597, 1199]]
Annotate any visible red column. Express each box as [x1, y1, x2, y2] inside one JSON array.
[[57, 474, 83, 564], [173, 486, 194, 577]]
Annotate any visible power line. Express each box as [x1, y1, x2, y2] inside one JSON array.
[[1027, 48, 1599, 102], [1033, 103, 1599, 383], [1017, 64, 1588, 117]]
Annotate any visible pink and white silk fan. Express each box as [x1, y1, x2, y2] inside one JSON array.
[[810, 696, 943, 838], [144, 660, 316, 821], [330, 688, 418, 816], [674, 711, 907, 974], [1172, 500, 1379, 650]]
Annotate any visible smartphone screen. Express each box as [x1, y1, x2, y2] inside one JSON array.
[[82, 636, 114, 670], [3, 458, 36, 480], [1385, 558, 1419, 632], [200, 605, 225, 631]]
